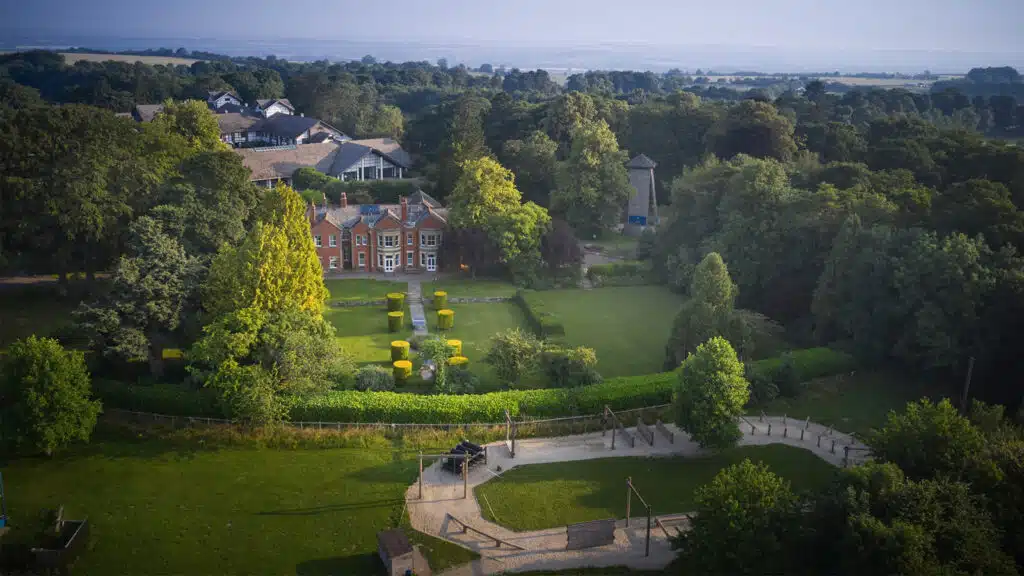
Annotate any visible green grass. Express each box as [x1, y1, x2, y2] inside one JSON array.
[[423, 278, 519, 299], [582, 235, 639, 259], [0, 286, 79, 348], [324, 278, 407, 303], [475, 444, 836, 531], [524, 286, 685, 377], [430, 302, 532, 390], [752, 369, 940, 437], [3, 437, 476, 575], [325, 304, 414, 367]]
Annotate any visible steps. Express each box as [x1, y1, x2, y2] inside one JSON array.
[[408, 280, 428, 335]]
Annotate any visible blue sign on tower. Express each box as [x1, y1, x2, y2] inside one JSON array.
[[628, 215, 647, 226]]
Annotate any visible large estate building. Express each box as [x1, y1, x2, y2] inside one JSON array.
[[307, 190, 446, 274]]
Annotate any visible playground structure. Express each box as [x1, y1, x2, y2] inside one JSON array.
[[413, 440, 488, 501], [625, 477, 653, 557]]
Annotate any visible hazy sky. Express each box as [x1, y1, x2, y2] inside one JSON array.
[[4, 0, 1022, 53]]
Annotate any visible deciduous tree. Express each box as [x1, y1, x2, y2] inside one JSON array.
[[551, 119, 632, 236], [673, 336, 749, 449]]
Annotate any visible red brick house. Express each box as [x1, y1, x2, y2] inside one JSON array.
[[308, 190, 446, 274]]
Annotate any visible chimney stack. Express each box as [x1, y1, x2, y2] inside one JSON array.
[[400, 196, 408, 223], [340, 192, 348, 208], [307, 200, 315, 225], [322, 192, 328, 210]]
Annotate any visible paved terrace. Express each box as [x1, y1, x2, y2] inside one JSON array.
[[406, 416, 868, 575]]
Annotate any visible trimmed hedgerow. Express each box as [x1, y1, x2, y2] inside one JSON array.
[[390, 340, 410, 361], [92, 380, 226, 417], [386, 292, 406, 312], [392, 360, 413, 381], [387, 311, 404, 332], [447, 339, 463, 356], [437, 309, 454, 331], [514, 290, 565, 338], [745, 347, 857, 398], [586, 261, 652, 287], [448, 355, 469, 367], [433, 291, 448, 310]]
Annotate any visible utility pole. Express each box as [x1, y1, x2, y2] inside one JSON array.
[[960, 356, 975, 414]]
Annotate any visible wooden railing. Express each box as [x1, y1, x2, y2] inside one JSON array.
[[444, 513, 526, 550]]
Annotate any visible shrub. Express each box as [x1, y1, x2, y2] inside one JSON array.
[[485, 328, 542, 385], [355, 365, 396, 392], [515, 290, 565, 338], [636, 228, 656, 261], [540, 345, 602, 388], [674, 337, 749, 450], [0, 336, 101, 455], [408, 334, 427, 351], [390, 340, 410, 361], [393, 360, 413, 382], [448, 356, 469, 367], [586, 261, 651, 287], [387, 311, 404, 332], [446, 339, 463, 356], [437, 309, 454, 330], [448, 367, 478, 394], [434, 291, 448, 309], [745, 347, 856, 400], [386, 292, 405, 312], [746, 368, 780, 404]]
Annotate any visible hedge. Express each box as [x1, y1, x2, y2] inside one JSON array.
[[387, 292, 405, 312], [94, 371, 679, 423], [393, 360, 413, 381], [437, 309, 454, 330], [514, 290, 566, 338], [448, 355, 469, 367], [745, 347, 857, 385], [390, 340, 410, 361], [433, 291, 448, 310], [586, 261, 652, 287], [447, 339, 463, 356], [387, 311, 404, 332]]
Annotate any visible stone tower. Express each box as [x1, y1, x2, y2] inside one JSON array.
[[624, 153, 658, 236]]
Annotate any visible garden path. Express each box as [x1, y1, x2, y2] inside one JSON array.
[[408, 279, 429, 335], [407, 416, 868, 575]]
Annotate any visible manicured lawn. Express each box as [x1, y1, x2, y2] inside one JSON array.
[[324, 278, 407, 303], [475, 444, 836, 531], [324, 304, 414, 367], [430, 302, 532, 390], [2, 438, 475, 575], [752, 369, 940, 437], [582, 235, 639, 259], [423, 278, 519, 299], [525, 286, 685, 378]]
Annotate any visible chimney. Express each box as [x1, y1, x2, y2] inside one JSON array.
[[307, 200, 315, 225], [322, 192, 328, 210], [400, 196, 408, 223], [340, 192, 348, 208]]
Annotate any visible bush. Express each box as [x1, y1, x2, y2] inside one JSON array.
[[448, 367, 478, 395], [93, 379, 225, 416], [636, 228, 656, 261], [586, 261, 651, 287], [408, 334, 427, 351], [392, 360, 413, 382], [390, 340, 410, 361], [355, 365, 396, 392], [540, 345, 602, 388], [448, 356, 469, 367], [746, 369, 780, 404], [387, 311, 404, 332], [446, 339, 462, 356], [745, 347, 856, 399], [434, 291, 448, 309], [485, 328, 542, 385], [437, 309, 454, 330], [515, 290, 565, 338], [387, 292, 405, 312]]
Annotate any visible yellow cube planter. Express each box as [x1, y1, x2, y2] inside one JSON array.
[[446, 339, 463, 356], [433, 290, 448, 310], [393, 360, 413, 381], [386, 292, 406, 312], [387, 311, 404, 332], [437, 309, 454, 331], [390, 340, 410, 361], [448, 356, 469, 367]]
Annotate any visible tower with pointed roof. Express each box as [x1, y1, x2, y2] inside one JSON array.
[[624, 153, 658, 236]]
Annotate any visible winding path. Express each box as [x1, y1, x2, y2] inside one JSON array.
[[406, 416, 869, 575]]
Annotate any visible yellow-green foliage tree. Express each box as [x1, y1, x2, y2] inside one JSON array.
[[203, 183, 327, 317], [151, 99, 227, 153]]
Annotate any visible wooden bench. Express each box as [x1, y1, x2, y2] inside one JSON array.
[[636, 418, 654, 446], [655, 420, 674, 444], [616, 422, 635, 448], [566, 518, 616, 550]]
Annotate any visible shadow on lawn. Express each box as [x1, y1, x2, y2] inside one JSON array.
[[296, 553, 385, 576], [258, 498, 406, 516]]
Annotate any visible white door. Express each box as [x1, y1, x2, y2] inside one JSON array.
[[426, 253, 436, 272], [383, 254, 395, 273]]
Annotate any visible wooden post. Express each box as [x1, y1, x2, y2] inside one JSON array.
[[645, 506, 652, 557], [831, 439, 836, 454], [626, 477, 632, 528], [960, 356, 975, 414], [767, 423, 772, 436], [463, 453, 468, 499], [418, 451, 423, 500]]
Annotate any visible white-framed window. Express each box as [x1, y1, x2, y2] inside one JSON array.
[[420, 252, 426, 266], [329, 256, 338, 270], [358, 252, 365, 267], [314, 235, 322, 248], [407, 252, 413, 266], [355, 235, 364, 246], [420, 232, 439, 247], [377, 234, 382, 247], [384, 234, 397, 248], [377, 253, 383, 267], [329, 235, 337, 247], [407, 233, 413, 246]]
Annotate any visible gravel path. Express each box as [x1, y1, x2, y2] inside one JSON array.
[[407, 280, 428, 336], [407, 416, 868, 575]]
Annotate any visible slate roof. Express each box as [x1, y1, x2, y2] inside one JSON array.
[[237, 142, 340, 181], [256, 98, 295, 111], [216, 112, 259, 135], [627, 153, 657, 169], [254, 114, 322, 139], [316, 194, 447, 230], [377, 529, 413, 559], [133, 104, 164, 122], [330, 142, 375, 173], [348, 138, 412, 169], [407, 189, 441, 208]]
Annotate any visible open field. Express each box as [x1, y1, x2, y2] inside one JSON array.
[[751, 369, 939, 437], [61, 52, 198, 66], [475, 444, 836, 531], [525, 286, 685, 378], [2, 434, 475, 575], [324, 278, 407, 303], [423, 278, 519, 299]]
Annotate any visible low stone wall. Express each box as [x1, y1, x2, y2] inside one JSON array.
[[448, 296, 513, 304], [332, 296, 513, 308], [330, 299, 386, 308]]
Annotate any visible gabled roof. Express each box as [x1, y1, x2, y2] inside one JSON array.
[[348, 138, 412, 169], [256, 98, 295, 111], [253, 114, 322, 139], [216, 112, 259, 134], [306, 132, 335, 144], [214, 102, 247, 114], [237, 142, 340, 181], [408, 189, 441, 208], [207, 90, 240, 101], [330, 142, 375, 174], [133, 104, 164, 122], [627, 153, 657, 169]]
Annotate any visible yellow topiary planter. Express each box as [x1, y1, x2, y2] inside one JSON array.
[[393, 360, 413, 381], [386, 292, 406, 312], [446, 339, 463, 356], [437, 309, 454, 330], [390, 340, 410, 361], [433, 291, 448, 310], [448, 356, 469, 367], [387, 311, 404, 332]]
